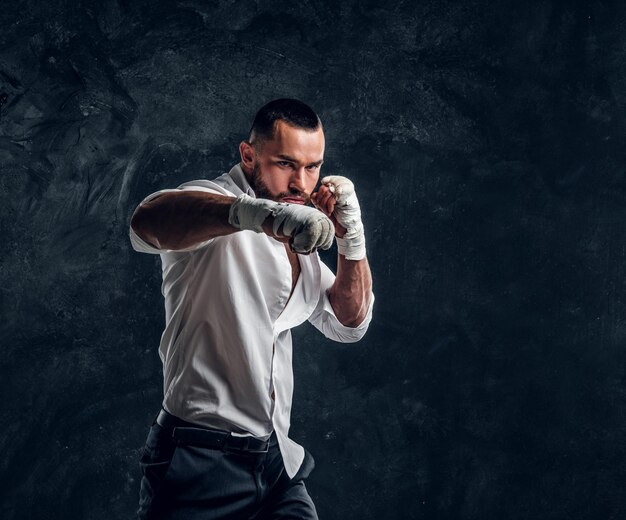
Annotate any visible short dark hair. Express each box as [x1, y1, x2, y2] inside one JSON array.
[[248, 98, 321, 145]]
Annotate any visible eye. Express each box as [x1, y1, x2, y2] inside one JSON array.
[[306, 164, 319, 171], [277, 161, 292, 168]]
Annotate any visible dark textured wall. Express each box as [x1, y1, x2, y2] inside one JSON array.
[[2, 1, 626, 518]]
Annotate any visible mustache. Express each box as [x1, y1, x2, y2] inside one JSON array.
[[277, 189, 311, 204]]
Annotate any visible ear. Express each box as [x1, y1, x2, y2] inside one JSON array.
[[239, 141, 256, 173]]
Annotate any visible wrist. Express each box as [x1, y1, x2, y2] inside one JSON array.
[[228, 194, 277, 233], [261, 215, 290, 242], [336, 226, 366, 260], [334, 221, 347, 238]]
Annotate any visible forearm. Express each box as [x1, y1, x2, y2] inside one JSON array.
[[328, 255, 373, 328], [130, 191, 238, 250], [131, 191, 334, 253]]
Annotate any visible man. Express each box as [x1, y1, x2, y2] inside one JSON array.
[[129, 98, 374, 519]]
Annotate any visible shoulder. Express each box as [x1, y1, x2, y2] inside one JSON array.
[[177, 165, 251, 197], [176, 176, 237, 197]]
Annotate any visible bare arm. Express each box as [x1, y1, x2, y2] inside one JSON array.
[[130, 190, 333, 252], [312, 183, 373, 328], [130, 191, 239, 251], [328, 255, 373, 327]]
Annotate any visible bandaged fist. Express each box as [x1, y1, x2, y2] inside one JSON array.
[[311, 175, 366, 261], [229, 194, 334, 254]]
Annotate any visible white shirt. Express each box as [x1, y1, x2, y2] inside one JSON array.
[[129, 164, 374, 478]]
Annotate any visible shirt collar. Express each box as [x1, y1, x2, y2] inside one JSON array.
[[227, 163, 256, 198]]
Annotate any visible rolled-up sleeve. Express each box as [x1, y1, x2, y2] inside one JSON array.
[[128, 181, 230, 255], [308, 260, 374, 343]]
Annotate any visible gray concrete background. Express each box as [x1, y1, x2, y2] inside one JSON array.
[[1, 1, 625, 518]]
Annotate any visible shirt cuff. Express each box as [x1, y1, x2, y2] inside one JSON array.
[[319, 289, 375, 343]]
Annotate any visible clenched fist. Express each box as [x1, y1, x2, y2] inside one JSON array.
[[229, 194, 335, 254], [311, 175, 366, 261]]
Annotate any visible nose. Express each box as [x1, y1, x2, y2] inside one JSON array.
[[289, 167, 306, 192]]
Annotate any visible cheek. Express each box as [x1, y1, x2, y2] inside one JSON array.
[[267, 169, 288, 191], [306, 175, 319, 193], [259, 165, 283, 190]]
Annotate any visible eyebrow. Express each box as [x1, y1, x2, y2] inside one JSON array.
[[275, 154, 324, 167]]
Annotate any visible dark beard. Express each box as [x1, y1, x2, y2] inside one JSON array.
[[249, 164, 311, 204]]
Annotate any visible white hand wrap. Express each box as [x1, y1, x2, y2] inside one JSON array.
[[229, 194, 335, 254], [321, 175, 366, 261], [228, 194, 276, 232]]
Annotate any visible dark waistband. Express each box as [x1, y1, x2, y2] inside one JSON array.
[[155, 409, 271, 454]]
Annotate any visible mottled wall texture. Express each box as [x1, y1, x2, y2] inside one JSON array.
[[1, 0, 626, 518]]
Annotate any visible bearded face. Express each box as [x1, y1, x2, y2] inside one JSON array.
[[249, 162, 312, 205], [240, 120, 325, 206]]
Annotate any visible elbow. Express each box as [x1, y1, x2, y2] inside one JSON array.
[[337, 311, 367, 329], [332, 292, 374, 343], [130, 205, 160, 249], [130, 206, 143, 235], [329, 291, 372, 329]]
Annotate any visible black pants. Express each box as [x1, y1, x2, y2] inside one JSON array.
[[137, 416, 318, 519]]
